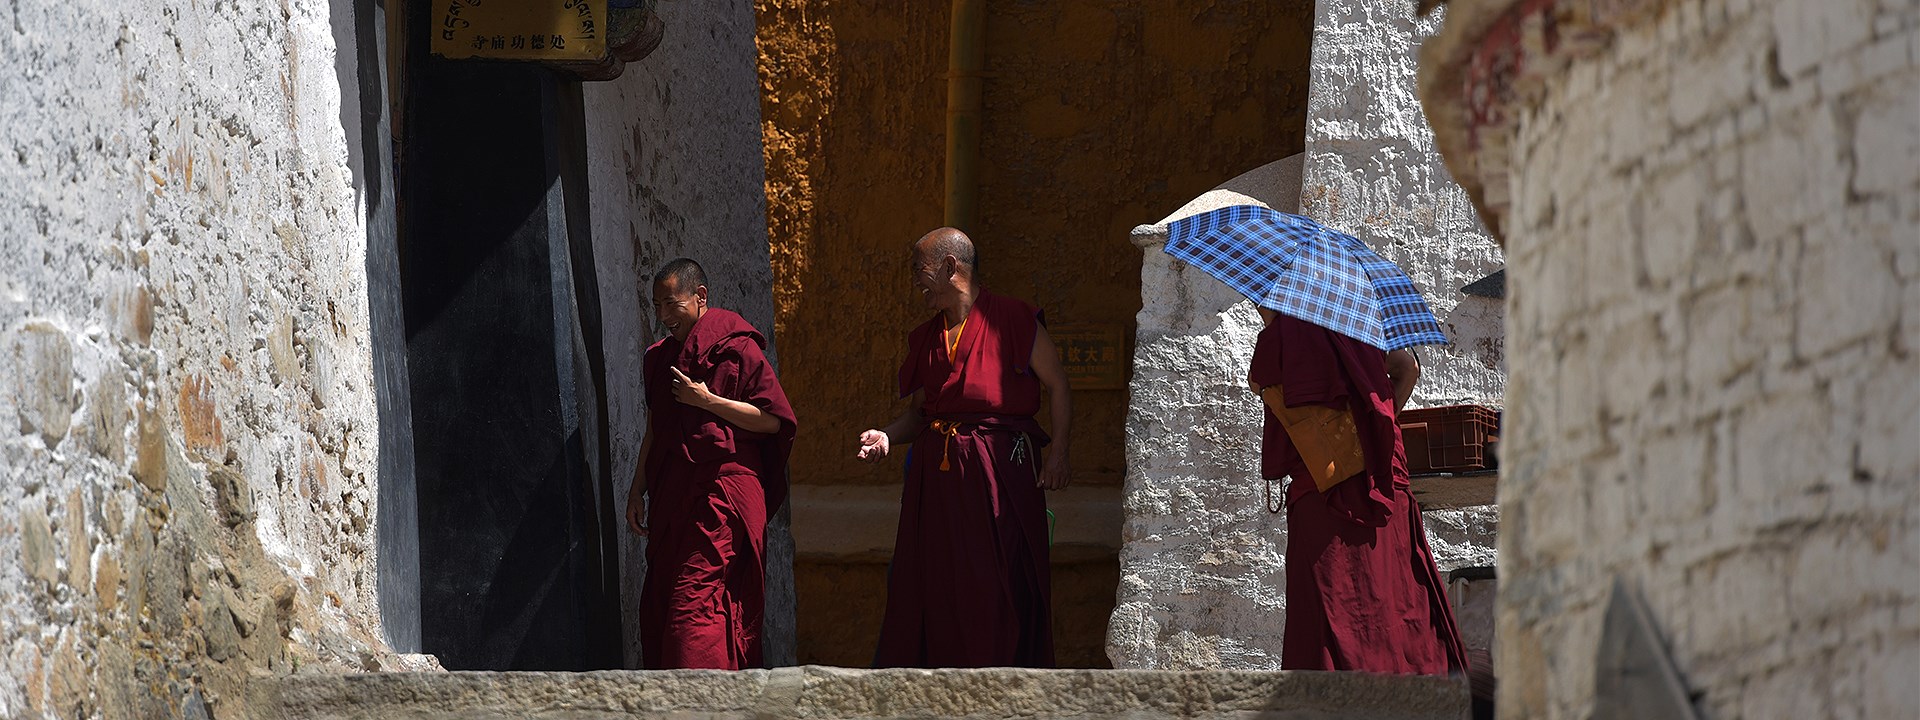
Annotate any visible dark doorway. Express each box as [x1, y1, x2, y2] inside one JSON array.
[[391, 0, 622, 671]]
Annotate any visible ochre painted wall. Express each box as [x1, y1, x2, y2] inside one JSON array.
[[758, 0, 1314, 667]]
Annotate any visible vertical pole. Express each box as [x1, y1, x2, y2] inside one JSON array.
[[944, 0, 984, 233]]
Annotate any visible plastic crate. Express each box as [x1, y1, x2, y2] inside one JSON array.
[[1399, 404, 1499, 474]]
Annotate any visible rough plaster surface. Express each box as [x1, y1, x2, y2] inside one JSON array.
[[581, 0, 795, 668], [1415, 1, 1920, 717], [1109, 0, 1505, 670], [261, 666, 1470, 720], [0, 0, 401, 716]]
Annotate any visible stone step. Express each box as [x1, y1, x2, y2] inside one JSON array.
[[257, 666, 1469, 720]]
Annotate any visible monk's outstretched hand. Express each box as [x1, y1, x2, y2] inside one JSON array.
[[1038, 448, 1071, 490], [855, 429, 890, 462]]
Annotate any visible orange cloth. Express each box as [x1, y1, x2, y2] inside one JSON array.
[[1259, 383, 1367, 492]]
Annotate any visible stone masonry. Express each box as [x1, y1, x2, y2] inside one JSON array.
[[0, 0, 402, 717], [1420, 0, 1920, 718]]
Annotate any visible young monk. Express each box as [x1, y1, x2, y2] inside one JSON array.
[[855, 227, 1072, 668], [627, 258, 797, 670], [1249, 308, 1467, 675]]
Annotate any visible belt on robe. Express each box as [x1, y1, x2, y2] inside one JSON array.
[[923, 414, 1046, 472]]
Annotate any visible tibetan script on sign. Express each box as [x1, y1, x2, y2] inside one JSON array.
[[433, 0, 606, 62], [1050, 324, 1127, 391]]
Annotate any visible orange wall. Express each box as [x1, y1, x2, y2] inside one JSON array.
[[757, 0, 1314, 666]]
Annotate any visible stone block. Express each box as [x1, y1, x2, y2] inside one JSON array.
[[1850, 75, 1920, 197], [1423, 507, 1500, 572], [1784, 523, 1908, 623], [84, 373, 130, 464], [21, 504, 59, 586], [1794, 227, 1900, 357], [1633, 168, 1705, 288], [95, 552, 122, 612], [45, 635, 85, 719], [209, 464, 255, 529], [1772, 0, 1877, 78], [110, 282, 154, 347], [175, 375, 224, 458], [11, 321, 74, 447], [203, 582, 243, 663], [132, 404, 170, 492], [267, 314, 299, 385], [65, 489, 90, 590], [1683, 285, 1761, 392], [1670, 38, 1755, 129]]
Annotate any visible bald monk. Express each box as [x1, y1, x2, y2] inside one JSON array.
[[626, 258, 797, 670], [855, 228, 1072, 668], [1249, 308, 1467, 675]]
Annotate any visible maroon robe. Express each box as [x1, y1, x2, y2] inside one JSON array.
[[639, 308, 796, 670], [1251, 314, 1467, 675], [874, 290, 1055, 668]]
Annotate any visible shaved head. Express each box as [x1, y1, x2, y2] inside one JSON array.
[[652, 257, 707, 293], [915, 227, 977, 275]]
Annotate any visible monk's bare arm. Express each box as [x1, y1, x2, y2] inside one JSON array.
[[880, 402, 924, 444], [857, 393, 922, 461], [1030, 324, 1073, 490], [626, 427, 654, 535], [668, 366, 782, 434], [1385, 349, 1420, 413]]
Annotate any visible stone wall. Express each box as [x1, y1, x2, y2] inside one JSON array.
[[581, 0, 794, 667], [0, 0, 401, 716], [1420, 0, 1920, 718]]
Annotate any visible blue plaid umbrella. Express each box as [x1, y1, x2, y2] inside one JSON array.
[[1164, 205, 1448, 351]]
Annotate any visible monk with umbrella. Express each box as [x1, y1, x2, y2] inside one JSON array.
[[1165, 205, 1468, 676]]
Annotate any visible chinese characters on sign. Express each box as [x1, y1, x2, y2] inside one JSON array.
[[1049, 324, 1128, 391], [432, 0, 607, 62]]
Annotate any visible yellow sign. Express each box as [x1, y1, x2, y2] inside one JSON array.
[[1050, 324, 1128, 391], [432, 0, 606, 61]]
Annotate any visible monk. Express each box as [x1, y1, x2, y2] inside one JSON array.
[[626, 258, 797, 670], [1249, 309, 1468, 675], [855, 228, 1072, 668]]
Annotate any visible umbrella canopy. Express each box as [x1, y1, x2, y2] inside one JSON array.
[[1164, 205, 1448, 351]]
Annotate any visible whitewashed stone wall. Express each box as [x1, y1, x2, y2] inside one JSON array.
[[1108, 159, 1303, 670], [582, 0, 795, 668], [1484, 1, 1920, 718], [1110, 0, 1506, 670], [0, 0, 397, 716]]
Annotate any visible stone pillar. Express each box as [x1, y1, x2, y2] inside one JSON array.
[[1108, 158, 1305, 669]]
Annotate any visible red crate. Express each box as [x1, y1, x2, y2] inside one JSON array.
[[1399, 404, 1499, 474]]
